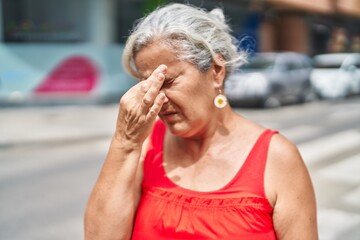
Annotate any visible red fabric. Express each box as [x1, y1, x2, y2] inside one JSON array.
[[132, 120, 278, 239]]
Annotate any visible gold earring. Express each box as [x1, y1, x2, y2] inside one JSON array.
[[214, 89, 227, 108]]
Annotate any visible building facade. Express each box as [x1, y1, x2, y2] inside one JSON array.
[[0, 0, 359, 104], [1, 0, 359, 53], [258, 0, 360, 55]]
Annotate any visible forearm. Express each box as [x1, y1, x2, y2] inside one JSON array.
[[84, 64, 167, 239], [84, 137, 142, 240]]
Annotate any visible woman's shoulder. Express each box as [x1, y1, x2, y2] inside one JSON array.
[[268, 133, 302, 166], [231, 115, 268, 140], [264, 132, 317, 239], [266, 130, 311, 195]]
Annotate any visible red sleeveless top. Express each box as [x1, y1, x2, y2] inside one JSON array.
[[132, 120, 278, 239]]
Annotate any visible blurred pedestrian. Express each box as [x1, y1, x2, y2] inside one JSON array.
[[84, 3, 318, 239], [351, 36, 360, 53], [328, 27, 349, 53]]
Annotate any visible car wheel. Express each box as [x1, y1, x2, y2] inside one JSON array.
[[300, 84, 317, 103], [263, 96, 281, 108]]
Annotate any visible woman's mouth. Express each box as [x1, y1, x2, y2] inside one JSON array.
[[160, 111, 178, 122]]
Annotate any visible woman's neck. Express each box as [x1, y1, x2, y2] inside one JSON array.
[[171, 107, 241, 161]]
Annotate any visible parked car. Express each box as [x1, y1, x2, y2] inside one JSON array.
[[225, 52, 313, 107], [310, 53, 360, 99]]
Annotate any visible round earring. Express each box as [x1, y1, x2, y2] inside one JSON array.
[[214, 89, 227, 108]]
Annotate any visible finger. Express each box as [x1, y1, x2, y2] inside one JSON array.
[[152, 64, 167, 78], [146, 92, 166, 120], [139, 81, 150, 95], [136, 64, 166, 96], [141, 65, 167, 109], [142, 72, 164, 106], [146, 64, 167, 91]]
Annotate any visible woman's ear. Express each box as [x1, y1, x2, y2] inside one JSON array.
[[212, 54, 226, 88]]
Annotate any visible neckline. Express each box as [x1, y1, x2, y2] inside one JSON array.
[[160, 128, 270, 196]]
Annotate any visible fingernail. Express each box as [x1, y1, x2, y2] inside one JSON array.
[[160, 92, 167, 101], [158, 64, 167, 72], [158, 73, 165, 79]]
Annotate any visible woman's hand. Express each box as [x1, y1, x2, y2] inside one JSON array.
[[84, 65, 168, 240], [115, 64, 167, 144]]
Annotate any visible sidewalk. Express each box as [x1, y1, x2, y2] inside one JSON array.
[[0, 104, 119, 148]]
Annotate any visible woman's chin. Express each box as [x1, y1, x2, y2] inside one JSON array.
[[165, 121, 188, 136]]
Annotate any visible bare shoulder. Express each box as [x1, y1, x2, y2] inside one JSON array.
[[265, 133, 318, 239], [268, 133, 303, 170], [265, 133, 309, 200]]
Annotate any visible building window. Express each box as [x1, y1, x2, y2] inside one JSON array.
[[2, 0, 87, 42]]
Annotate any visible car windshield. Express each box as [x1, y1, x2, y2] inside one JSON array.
[[242, 56, 275, 71], [313, 55, 347, 69]]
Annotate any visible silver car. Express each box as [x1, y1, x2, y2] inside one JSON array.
[[310, 53, 360, 99], [225, 52, 313, 107]]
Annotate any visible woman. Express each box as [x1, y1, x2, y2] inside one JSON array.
[[84, 3, 318, 239]]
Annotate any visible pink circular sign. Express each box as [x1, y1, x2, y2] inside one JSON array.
[[34, 56, 98, 94]]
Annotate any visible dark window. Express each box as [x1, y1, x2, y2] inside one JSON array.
[[3, 0, 88, 42]]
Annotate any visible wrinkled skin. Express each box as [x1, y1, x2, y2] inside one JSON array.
[[115, 64, 168, 144]]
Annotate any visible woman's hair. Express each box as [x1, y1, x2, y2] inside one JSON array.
[[122, 3, 247, 79]]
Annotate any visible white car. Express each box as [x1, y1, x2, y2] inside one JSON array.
[[225, 52, 313, 108], [311, 53, 360, 99]]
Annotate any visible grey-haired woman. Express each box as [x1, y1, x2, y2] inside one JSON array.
[[85, 3, 318, 239]]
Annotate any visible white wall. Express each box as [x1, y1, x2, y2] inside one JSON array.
[[88, 0, 116, 44]]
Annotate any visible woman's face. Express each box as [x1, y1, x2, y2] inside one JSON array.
[[134, 42, 219, 138]]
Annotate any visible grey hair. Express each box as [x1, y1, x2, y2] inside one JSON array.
[[122, 3, 247, 79]]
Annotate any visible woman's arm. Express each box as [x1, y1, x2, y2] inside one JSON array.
[[84, 65, 167, 240], [84, 137, 147, 240], [266, 134, 318, 240]]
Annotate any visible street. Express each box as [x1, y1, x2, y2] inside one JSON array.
[[0, 97, 360, 240]]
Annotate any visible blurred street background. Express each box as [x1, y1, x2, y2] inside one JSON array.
[[1, 0, 360, 239]]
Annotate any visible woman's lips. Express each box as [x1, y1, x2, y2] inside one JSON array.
[[160, 111, 178, 121], [161, 111, 176, 116]]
